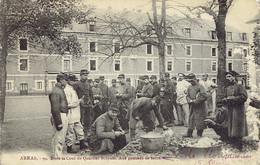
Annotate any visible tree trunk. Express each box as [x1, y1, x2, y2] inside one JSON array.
[[158, 42, 166, 79], [215, 0, 228, 102], [0, 33, 8, 123]]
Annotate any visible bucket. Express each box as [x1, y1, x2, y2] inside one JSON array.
[[140, 132, 165, 153]]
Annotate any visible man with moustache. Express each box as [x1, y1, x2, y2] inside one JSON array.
[[176, 73, 190, 126], [88, 104, 126, 154], [222, 71, 248, 151], [49, 72, 69, 157], [98, 76, 109, 112], [74, 69, 93, 141], [108, 79, 118, 105], [184, 73, 207, 137], [116, 74, 132, 133], [136, 75, 153, 98], [64, 73, 87, 153]]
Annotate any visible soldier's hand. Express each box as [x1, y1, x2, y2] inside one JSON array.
[[115, 131, 122, 137], [56, 124, 63, 131]]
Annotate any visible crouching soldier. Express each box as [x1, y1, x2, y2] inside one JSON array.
[[204, 101, 229, 142], [88, 104, 127, 154], [49, 73, 69, 158], [129, 96, 162, 140]]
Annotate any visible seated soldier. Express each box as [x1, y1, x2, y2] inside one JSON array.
[[204, 101, 229, 142], [88, 104, 127, 154]]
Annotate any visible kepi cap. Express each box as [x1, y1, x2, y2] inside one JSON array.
[[80, 69, 89, 75]]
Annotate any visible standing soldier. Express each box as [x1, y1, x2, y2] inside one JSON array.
[[74, 69, 93, 141], [92, 79, 103, 121], [162, 72, 175, 126], [64, 73, 87, 153], [116, 74, 132, 133], [176, 73, 190, 126], [184, 73, 207, 138], [136, 76, 144, 94], [49, 73, 69, 158], [200, 74, 217, 116], [150, 75, 160, 98], [98, 76, 109, 112], [222, 71, 248, 151], [126, 78, 136, 102], [136, 75, 153, 98], [171, 76, 178, 124], [108, 79, 118, 105]]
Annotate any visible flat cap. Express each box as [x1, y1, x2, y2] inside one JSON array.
[[111, 79, 117, 83], [109, 103, 119, 112], [94, 78, 100, 83], [126, 78, 131, 82], [142, 75, 149, 80], [164, 72, 170, 77], [80, 69, 89, 75], [99, 76, 105, 80], [186, 73, 196, 80], [67, 73, 78, 81], [226, 70, 240, 77], [57, 72, 68, 80], [150, 75, 157, 79], [118, 74, 125, 79]]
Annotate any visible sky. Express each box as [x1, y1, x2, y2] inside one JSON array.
[[83, 0, 259, 36]]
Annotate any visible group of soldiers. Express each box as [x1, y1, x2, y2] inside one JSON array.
[[49, 68, 248, 157]]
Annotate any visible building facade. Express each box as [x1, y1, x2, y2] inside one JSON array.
[[6, 14, 250, 95]]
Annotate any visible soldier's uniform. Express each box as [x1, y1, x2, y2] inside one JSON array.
[[49, 73, 69, 157], [108, 79, 118, 105], [74, 69, 93, 139], [98, 76, 109, 112], [92, 79, 103, 122]]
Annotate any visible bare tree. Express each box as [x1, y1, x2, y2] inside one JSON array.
[[0, 0, 92, 123], [95, 0, 197, 79], [189, 0, 235, 101]]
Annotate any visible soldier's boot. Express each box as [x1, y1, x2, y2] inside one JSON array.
[[183, 129, 193, 138], [80, 140, 88, 150], [67, 145, 77, 153], [130, 128, 136, 141], [197, 129, 204, 137]]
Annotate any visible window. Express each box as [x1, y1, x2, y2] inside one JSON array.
[[89, 21, 95, 32], [114, 42, 120, 53], [242, 33, 247, 41], [146, 25, 152, 35], [184, 28, 191, 37], [185, 45, 192, 56], [243, 49, 247, 57], [166, 61, 173, 72], [211, 31, 217, 40], [244, 62, 247, 72], [19, 38, 28, 51], [63, 59, 71, 72], [227, 32, 232, 41], [90, 59, 97, 71], [19, 58, 29, 71], [211, 61, 217, 72], [35, 80, 44, 90], [227, 62, 233, 71], [114, 59, 121, 71], [166, 45, 172, 55], [146, 60, 153, 72], [228, 48, 232, 57], [146, 44, 152, 54], [185, 60, 192, 72], [6, 81, 13, 91], [90, 42, 96, 52], [211, 47, 217, 57]]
